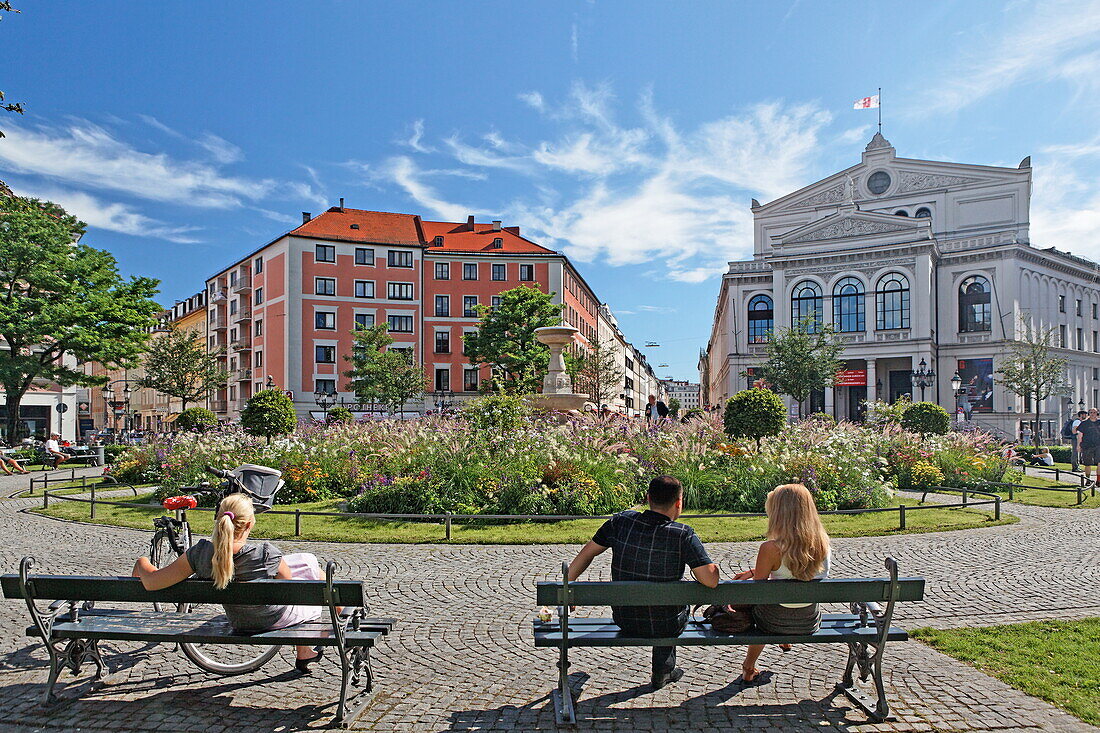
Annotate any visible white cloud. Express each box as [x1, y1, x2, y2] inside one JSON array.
[[401, 119, 435, 154], [21, 186, 201, 243], [517, 91, 545, 111], [1030, 140, 1100, 262], [570, 22, 579, 62], [915, 0, 1100, 115], [381, 156, 471, 221], [444, 135, 532, 173], [0, 121, 274, 208], [197, 132, 244, 164]]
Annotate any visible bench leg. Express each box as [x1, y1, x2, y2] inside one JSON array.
[[837, 641, 891, 723], [332, 646, 376, 728], [553, 644, 576, 726]]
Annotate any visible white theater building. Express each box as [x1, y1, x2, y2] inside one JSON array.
[[702, 133, 1100, 439]]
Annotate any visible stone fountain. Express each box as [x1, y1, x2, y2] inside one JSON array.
[[526, 325, 589, 414]]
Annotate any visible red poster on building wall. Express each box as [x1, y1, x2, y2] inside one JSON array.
[[835, 369, 867, 386]]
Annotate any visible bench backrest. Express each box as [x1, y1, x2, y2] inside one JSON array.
[[1, 574, 366, 607], [536, 577, 924, 607]]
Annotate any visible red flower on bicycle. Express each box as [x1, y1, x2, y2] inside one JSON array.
[[162, 495, 198, 510]]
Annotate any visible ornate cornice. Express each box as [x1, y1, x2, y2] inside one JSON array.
[[784, 216, 919, 244], [896, 171, 982, 193]]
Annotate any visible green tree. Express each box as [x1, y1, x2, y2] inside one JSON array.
[[752, 316, 844, 417], [901, 402, 951, 436], [240, 389, 296, 443], [0, 2, 24, 139], [463, 286, 562, 394], [343, 323, 427, 414], [667, 397, 681, 417], [175, 406, 217, 432], [565, 338, 624, 408], [141, 326, 228, 412], [723, 388, 786, 449], [997, 315, 1071, 445], [0, 195, 161, 441]]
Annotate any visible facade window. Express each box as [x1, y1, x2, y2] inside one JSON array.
[[491, 296, 501, 310], [519, 264, 534, 281], [790, 280, 823, 330], [315, 311, 336, 330], [254, 287, 264, 304], [625, 376, 634, 391], [388, 315, 413, 333], [315, 378, 336, 396], [435, 331, 450, 353], [230, 299, 238, 315], [463, 263, 478, 280], [463, 367, 479, 392], [1077, 327, 1084, 350], [1076, 299, 1083, 316], [747, 294, 773, 344], [435, 262, 450, 280], [315, 278, 335, 296], [958, 275, 992, 332], [434, 368, 450, 392], [255, 350, 263, 367], [387, 250, 413, 268], [832, 277, 865, 333], [387, 282, 414, 300], [625, 357, 634, 371], [914, 207, 931, 218], [435, 295, 450, 317], [355, 248, 374, 266], [1094, 303, 1098, 319], [876, 273, 910, 330], [492, 263, 506, 281], [354, 280, 375, 298], [230, 327, 237, 342], [315, 345, 336, 363], [867, 170, 891, 195], [1059, 325, 1067, 348], [254, 257, 263, 273], [254, 319, 263, 336], [354, 313, 374, 330], [315, 244, 335, 263], [462, 330, 475, 355], [463, 296, 478, 318], [1059, 294, 1066, 313], [1094, 331, 1099, 353], [230, 271, 238, 286]]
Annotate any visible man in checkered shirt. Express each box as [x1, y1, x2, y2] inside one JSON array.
[[568, 475, 719, 688]]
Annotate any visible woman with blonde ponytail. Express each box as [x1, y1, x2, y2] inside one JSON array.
[[132, 493, 328, 672], [731, 483, 832, 683]]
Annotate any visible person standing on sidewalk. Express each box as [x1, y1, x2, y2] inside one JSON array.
[[1073, 408, 1100, 487], [1065, 410, 1087, 472]]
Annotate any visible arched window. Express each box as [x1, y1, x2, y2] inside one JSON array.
[[894, 209, 909, 217], [914, 207, 931, 218], [747, 294, 773, 344], [832, 277, 865, 332], [791, 280, 822, 330], [876, 273, 910, 330], [959, 275, 992, 332]]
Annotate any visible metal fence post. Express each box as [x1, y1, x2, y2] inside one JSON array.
[[445, 512, 452, 541], [1077, 486, 1084, 505], [90, 491, 96, 519], [43, 491, 49, 509], [962, 489, 968, 505], [994, 496, 1001, 520], [295, 509, 301, 537], [898, 504, 906, 530], [1008, 485, 1015, 500]]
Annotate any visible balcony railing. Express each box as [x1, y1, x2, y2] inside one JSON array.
[[235, 368, 253, 382], [210, 316, 228, 331], [211, 400, 228, 413], [235, 305, 252, 321], [231, 336, 252, 351], [231, 277, 252, 293]]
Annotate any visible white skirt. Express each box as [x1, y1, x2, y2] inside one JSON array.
[[270, 552, 324, 629]]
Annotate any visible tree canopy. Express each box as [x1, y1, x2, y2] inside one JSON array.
[[240, 389, 296, 442], [751, 316, 844, 417], [565, 338, 623, 407], [141, 326, 228, 411], [463, 285, 562, 394], [343, 323, 427, 414], [0, 194, 161, 440], [997, 314, 1071, 442]]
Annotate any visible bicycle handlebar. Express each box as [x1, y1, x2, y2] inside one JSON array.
[[204, 465, 231, 479]]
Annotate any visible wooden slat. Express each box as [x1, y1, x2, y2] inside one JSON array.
[[47, 616, 384, 646], [533, 621, 908, 648], [1, 574, 366, 607], [29, 608, 396, 636], [536, 578, 924, 606], [539, 613, 865, 628]]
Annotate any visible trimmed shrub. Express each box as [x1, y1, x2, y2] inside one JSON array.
[[805, 412, 837, 425], [901, 402, 951, 436], [326, 406, 354, 424], [240, 389, 297, 442], [175, 407, 217, 432], [724, 388, 785, 447], [462, 392, 531, 433], [911, 461, 944, 488]]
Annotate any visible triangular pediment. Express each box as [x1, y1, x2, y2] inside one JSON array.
[[778, 209, 930, 245]]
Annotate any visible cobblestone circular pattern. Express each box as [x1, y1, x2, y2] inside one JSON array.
[[0, 469, 1097, 731]]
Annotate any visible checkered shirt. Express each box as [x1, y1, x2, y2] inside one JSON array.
[[592, 509, 713, 635]]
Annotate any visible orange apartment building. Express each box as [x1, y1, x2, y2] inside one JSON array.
[[206, 204, 603, 420]]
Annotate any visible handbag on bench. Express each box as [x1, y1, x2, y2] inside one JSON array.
[[694, 603, 754, 634]]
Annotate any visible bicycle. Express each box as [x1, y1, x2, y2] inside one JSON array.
[[149, 463, 285, 675]]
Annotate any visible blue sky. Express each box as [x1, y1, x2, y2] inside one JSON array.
[[2, 0, 1099, 380]]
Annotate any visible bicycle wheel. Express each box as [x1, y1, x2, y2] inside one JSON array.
[[180, 634, 281, 675], [148, 531, 178, 612]]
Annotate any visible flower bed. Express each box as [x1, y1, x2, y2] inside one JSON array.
[[107, 411, 1014, 516]]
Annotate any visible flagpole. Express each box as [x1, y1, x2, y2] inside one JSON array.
[[878, 86, 882, 133]]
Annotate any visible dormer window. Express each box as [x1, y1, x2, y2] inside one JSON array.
[[434, 236, 444, 247], [350, 224, 360, 230], [491, 238, 503, 249]]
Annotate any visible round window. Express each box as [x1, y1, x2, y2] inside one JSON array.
[[915, 207, 931, 218], [867, 171, 891, 195]]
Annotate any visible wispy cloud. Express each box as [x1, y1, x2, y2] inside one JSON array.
[[20, 186, 201, 243], [381, 156, 472, 221], [400, 119, 435, 154], [1030, 136, 1100, 262], [915, 0, 1100, 115], [570, 21, 579, 63]]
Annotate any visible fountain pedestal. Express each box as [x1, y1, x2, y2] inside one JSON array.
[[526, 326, 589, 414]]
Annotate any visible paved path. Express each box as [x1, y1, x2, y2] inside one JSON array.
[[0, 469, 1097, 731]]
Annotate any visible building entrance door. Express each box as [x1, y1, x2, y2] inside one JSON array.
[[847, 386, 867, 422], [888, 371, 911, 404]]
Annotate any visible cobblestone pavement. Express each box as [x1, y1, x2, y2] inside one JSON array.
[[0, 469, 1097, 731]]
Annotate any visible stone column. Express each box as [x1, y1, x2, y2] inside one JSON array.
[[866, 359, 877, 403]]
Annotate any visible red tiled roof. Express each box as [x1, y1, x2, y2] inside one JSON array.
[[420, 220, 557, 254], [289, 207, 423, 245]]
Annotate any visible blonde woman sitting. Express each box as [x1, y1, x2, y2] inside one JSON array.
[[132, 493, 326, 671], [732, 483, 831, 683]]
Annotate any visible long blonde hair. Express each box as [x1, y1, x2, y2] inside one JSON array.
[[211, 494, 254, 590], [764, 484, 830, 581]]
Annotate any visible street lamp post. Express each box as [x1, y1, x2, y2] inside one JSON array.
[[313, 388, 337, 422], [950, 370, 964, 423], [265, 374, 276, 390], [909, 358, 935, 402], [102, 379, 139, 440]]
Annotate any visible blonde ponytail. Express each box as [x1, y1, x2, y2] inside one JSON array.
[[210, 493, 255, 590]]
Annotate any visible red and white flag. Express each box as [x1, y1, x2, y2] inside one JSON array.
[[853, 94, 880, 109]]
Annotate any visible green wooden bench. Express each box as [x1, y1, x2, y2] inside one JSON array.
[[2, 556, 395, 727], [534, 557, 923, 725]]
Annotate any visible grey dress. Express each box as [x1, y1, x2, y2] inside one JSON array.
[[185, 539, 287, 632]]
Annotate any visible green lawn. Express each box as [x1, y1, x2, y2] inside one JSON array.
[[912, 619, 1100, 727], [967, 475, 1100, 508], [33, 493, 1016, 544]]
